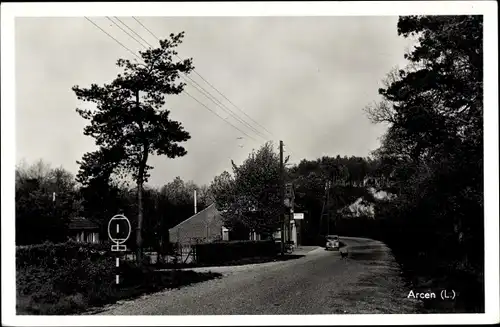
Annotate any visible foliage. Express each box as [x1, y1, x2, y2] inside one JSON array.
[[16, 240, 221, 315], [16, 240, 112, 269], [366, 14, 483, 263], [73, 33, 193, 186], [210, 142, 284, 235], [73, 32, 194, 260], [287, 155, 381, 244], [15, 157, 212, 252], [359, 15, 484, 312], [15, 160, 81, 245]]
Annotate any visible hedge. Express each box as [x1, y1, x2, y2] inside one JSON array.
[[16, 240, 222, 314], [16, 240, 113, 269], [194, 240, 279, 265]]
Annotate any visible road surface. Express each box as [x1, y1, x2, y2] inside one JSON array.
[[95, 237, 421, 315]]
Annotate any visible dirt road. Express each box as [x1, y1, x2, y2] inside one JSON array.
[[95, 237, 421, 315]]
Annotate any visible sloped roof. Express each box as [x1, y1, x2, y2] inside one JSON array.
[[169, 203, 225, 244], [68, 217, 99, 230]]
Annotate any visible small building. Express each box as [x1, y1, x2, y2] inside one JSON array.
[[169, 203, 226, 245], [68, 217, 100, 243]]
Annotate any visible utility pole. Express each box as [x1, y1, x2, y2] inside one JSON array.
[[331, 172, 336, 235], [288, 188, 292, 244], [279, 140, 285, 255], [136, 89, 143, 264], [326, 181, 330, 236], [321, 180, 330, 236]]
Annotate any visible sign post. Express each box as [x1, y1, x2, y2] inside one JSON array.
[[293, 213, 304, 220], [108, 214, 131, 284]]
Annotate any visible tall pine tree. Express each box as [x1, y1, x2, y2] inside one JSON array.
[[73, 32, 193, 262]]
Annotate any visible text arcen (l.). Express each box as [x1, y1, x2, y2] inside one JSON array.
[[407, 290, 437, 299]]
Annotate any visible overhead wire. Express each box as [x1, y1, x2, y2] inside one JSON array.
[[84, 17, 142, 61], [178, 74, 270, 141], [183, 90, 259, 143], [133, 16, 273, 139], [130, 16, 308, 161], [106, 16, 149, 49], [118, 17, 269, 142], [113, 16, 155, 49], [85, 16, 262, 145], [130, 16, 272, 142], [110, 16, 268, 142], [87, 16, 306, 162]]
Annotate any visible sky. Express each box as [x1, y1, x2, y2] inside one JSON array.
[[15, 16, 415, 188]]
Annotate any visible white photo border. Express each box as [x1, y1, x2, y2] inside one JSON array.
[[2, 1, 498, 325]]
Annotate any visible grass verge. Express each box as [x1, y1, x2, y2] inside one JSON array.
[[151, 254, 305, 269]]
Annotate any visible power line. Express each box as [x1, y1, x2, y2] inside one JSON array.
[[132, 16, 162, 43], [179, 74, 270, 142], [85, 17, 142, 61], [191, 70, 274, 137], [106, 16, 150, 49], [130, 17, 309, 161], [131, 16, 273, 139], [183, 91, 259, 143], [85, 17, 262, 145], [113, 17, 155, 49], [132, 16, 310, 161], [121, 17, 269, 141]]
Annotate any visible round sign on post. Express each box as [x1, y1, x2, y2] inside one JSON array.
[[108, 214, 131, 252]]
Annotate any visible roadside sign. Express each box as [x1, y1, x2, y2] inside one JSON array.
[[293, 213, 304, 220]]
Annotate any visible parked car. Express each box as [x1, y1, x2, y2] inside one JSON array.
[[325, 235, 340, 251]]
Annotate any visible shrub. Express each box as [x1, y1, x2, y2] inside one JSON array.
[[16, 240, 113, 269], [194, 240, 278, 265], [17, 240, 222, 314]]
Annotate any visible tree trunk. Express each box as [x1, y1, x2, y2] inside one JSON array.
[[157, 234, 164, 265], [135, 89, 150, 265], [136, 179, 143, 264], [136, 147, 149, 264]]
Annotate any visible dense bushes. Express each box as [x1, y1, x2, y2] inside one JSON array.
[[336, 203, 484, 313], [194, 240, 278, 265], [16, 240, 112, 269], [16, 240, 221, 314], [15, 162, 81, 246]]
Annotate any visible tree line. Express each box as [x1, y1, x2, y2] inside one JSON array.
[[364, 15, 483, 271], [356, 15, 483, 312], [16, 150, 381, 247], [15, 159, 213, 247]]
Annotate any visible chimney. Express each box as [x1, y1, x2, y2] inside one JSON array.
[[194, 189, 197, 214]]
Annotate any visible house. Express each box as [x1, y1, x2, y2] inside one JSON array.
[[169, 182, 300, 247], [68, 217, 100, 243], [168, 203, 226, 245]]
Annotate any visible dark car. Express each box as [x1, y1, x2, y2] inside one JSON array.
[[325, 235, 340, 251]]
